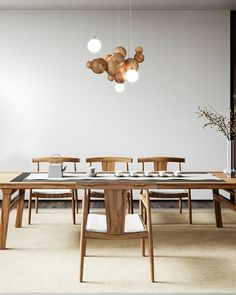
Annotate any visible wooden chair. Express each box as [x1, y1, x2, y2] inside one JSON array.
[[79, 189, 155, 282], [86, 157, 134, 213], [28, 156, 80, 225], [138, 157, 192, 224]]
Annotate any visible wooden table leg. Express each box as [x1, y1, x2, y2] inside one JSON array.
[[213, 189, 223, 228], [0, 189, 12, 250], [15, 189, 25, 228]]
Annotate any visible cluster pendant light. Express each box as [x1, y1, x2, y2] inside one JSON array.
[[86, 0, 144, 92]]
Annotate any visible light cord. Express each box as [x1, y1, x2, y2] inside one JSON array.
[[129, 0, 133, 57], [129, 0, 132, 58], [112, 0, 115, 50], [117, 0, 121, 46], [93, 6, 97, 38]]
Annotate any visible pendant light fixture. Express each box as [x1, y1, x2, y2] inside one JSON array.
[[87, 7, 102, 53], [86, 0, 145, 90], [126, 0, 139, 83]]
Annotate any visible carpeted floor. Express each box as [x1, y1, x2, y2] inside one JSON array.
[[0, 208, 236, 293]]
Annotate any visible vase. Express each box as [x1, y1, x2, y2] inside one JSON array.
[[224, 139, 236, 178]]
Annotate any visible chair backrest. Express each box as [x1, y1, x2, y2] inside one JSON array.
[[86, 157, 133, 172], [32, 156, 80, 172], [138, 157, 185, 171], [104, 190, 127, 234]]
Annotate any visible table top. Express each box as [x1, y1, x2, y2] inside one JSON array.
[[0, 171, 236, 190]]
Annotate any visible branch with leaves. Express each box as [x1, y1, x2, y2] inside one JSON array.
[[196, 105, 236, 140]]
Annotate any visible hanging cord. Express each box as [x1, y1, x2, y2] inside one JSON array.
[[112, 0, 115, 50], [129, 0, 133, 58], [94, 5, 97, 38], [117, 0, 121, 46]]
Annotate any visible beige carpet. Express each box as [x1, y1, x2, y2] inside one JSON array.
[[0, 208, 236, 293]]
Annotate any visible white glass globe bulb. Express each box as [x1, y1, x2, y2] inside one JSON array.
[[115, 83, 125, 93], [126, 69, 139, 83], [87, 38, 102, 53]]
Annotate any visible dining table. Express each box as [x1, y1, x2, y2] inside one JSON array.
[[0, 171, 236, 250]]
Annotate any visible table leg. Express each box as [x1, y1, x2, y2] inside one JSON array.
[[213, 189, 223, 228], [0, 189, 12, 249], [15, 189, 25, 228]]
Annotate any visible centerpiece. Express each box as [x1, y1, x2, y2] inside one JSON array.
[[196, 104, 236, 177]]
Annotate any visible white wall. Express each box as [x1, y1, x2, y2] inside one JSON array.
[[0, 10, 230, 199]]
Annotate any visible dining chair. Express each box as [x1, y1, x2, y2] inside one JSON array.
[[138, 157, 192, 224], [86, 157, 134, 213], [79, 189, 155, 282], [28, 155, 80, 225]]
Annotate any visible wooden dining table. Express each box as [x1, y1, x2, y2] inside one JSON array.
[[0, 171, 236, 250]]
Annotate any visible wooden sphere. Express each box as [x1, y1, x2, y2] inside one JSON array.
[[135, 46, 143, 53], [91, 58, 107, 74], [115, 72, 126, 83], [107, 54, 125, 76], [86, 61, 92, 69], [108, 74, 114, 81], [111, 53, 125, 65], [107, 61, 118, 76], [125, 58, 139, 71], [103, 54, 112, 62], [134, 53, 145, 63], [113, 46, 127, 57], [117, 62, 126, 73]]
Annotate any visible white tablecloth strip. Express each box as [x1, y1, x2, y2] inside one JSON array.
[[25, 173, 220, 181]]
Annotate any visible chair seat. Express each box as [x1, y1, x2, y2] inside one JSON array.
[[150, 189, 187, 195], [86, 213, 146, 233], [32, 189, 71, 195]]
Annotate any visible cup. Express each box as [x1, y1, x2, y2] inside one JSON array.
[[115, 171, 122, 177], [89, 166, 95, 174], [130, 171, 137, 177], [144, 171, 151, 177], [174, 170, 181, 177], [159, 170, 166, 177]]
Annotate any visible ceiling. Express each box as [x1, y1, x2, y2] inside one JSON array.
[[0, 0, 235, 10]]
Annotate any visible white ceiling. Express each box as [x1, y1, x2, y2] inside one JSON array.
[[0, 0, 235, 10]]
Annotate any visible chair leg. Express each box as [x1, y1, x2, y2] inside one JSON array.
[[147, 233, 155, 282], [127, 194, 131, 213], [79, 236, 86, 282], [72, 191, 76, 225], [140, 199, 143, 219], [146, 191, 155, 282], [188, 189, 192, 224], [28, 195, 32, 225], [80, 190, 89, 283], [35, 198, 39, 213], [86, 192, 90, 215], [141, 238, 145, 257], [140, 197, 147, 224], [130, 190, 134, 214], [75, 190, 79, 214], [179, 197, 182, 214]]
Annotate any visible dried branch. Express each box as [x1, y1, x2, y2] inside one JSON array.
[[196, 105, 236, 140]]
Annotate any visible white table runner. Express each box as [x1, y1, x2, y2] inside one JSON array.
[[25, 173, 220, 181]]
